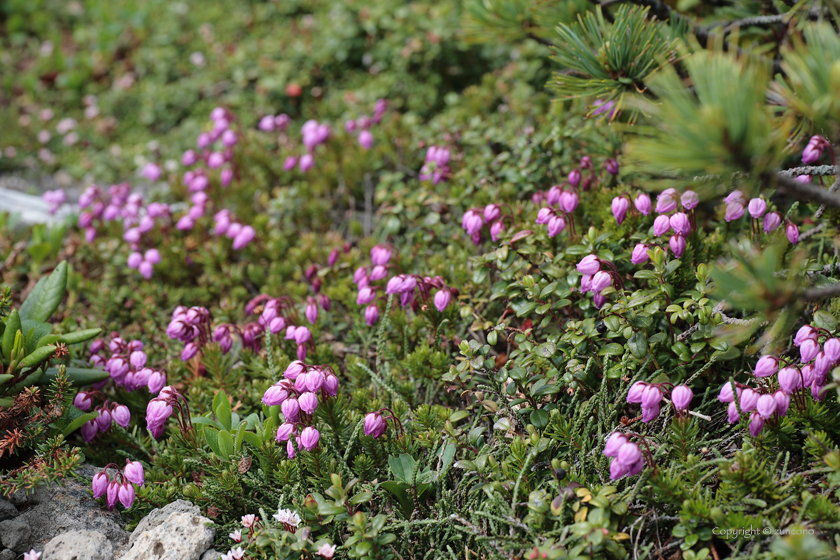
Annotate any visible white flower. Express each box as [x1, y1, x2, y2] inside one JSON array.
[[273, 507, 302, 527], [229, 529, 242, 542], [24, 551, 42, 560], [240, 514, 257, 528], [317, 543, 337, 558], [226, 548, 245, 560]]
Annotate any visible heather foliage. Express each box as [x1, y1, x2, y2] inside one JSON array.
[[2, 1, 840, 559]]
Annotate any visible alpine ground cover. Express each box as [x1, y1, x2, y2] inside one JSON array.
[[2, 0, 840, 558]]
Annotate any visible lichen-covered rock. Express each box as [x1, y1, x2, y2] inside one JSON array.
[[0, 549, 16, 560], [43, 530, 114, 560], [0, 519, 31, 552], [200, 550, 222, 560], [117, 501, 214, 560], [0, 499, 17, 521], [126, 500, 199, 548], [12, 465, 128, 550]]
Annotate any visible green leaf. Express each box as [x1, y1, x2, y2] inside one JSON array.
[[380, 481, 414, 519], [530, 409, 550, 428], [37, 334, 62, 349], [598, 343, 625, 356], [218, 430, 234, 459], [388, 454, 417, 484], [22, 321, 52, 355], [536, 341, 556, 358], [19, 345, 56, 368], [627, 331, 648, 359], [242, 432, 262, 449], [234, 422, 247, 453], [62, 411, 99, 436], [204, 428, 223, 457], [814, 310, 838, 331], [19, 261, 67, 322], [40, 367, 110, 386], [439, 443, 456, 479], [712, 347, 740, 361], [57, 328, 102, 345], [213, 390, 232, 431], [2, 309, 21, 360], [191, 416, 223, 430]]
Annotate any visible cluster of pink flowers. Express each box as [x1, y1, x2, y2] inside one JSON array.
[[722, 190, 798, 244], [167, 306, 212, 361], [91, 460, 144, 510], [75, 389, 132, 442], [642, 188, 697, 258], [236, 294, 315, 359], [42, 189, 66, 214], [719, 326, 838, 436], [78, 183, 171, 245], [354, 245, 454, 324], [363, 408, 404, 439], [576, 255, 622, 309], [462, 204, 509, 244], [604, 433, 645, 480], [345, 99, 387, 150], [211, 209, 256, 250], [146, 385, 192, 438], [419, 145, 451, 185], [626, 381, 693, 423], [126, 248, 161, 279], [258, 112, 291, 132], [89, 336, 167, 394], [78, 183, 172, 278], [535, 186, 579, 239], [262, 360, 335, 458]]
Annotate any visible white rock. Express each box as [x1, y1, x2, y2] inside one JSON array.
[[43, 530, 113, 560], [117, 501, 214, 560]]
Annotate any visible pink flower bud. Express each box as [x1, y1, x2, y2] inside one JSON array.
[[634, 193, 651, 215], [748, 411, 765, 436], [655, 189, 678, 214], [753, 356, 778, 377], [299, 391, 319, 414], [611, 197, 629, 225], [576, 255, 600, 276], [800, 338, 819, 363], [365, 305, 379, 326], [669, 213, 691, 236], [671, 385, 693, 411], [118, 481, 135, 509], [559, 192, 578, 214], [547, 215, 565, 237], [364, 412, 387, 438], [434, 289, 451, 311], [778, 367, 802, 393], [124, 460, 144, 485], [603, 432, 628, 457], [631, 244, 649, 265], [358, 130, 373, 150], [92, 471, 109, 498], [627, 382, 647, 403], [300, 426, 320, 450], [724, 202, 745, 222], [786, 222, 799, 245], [653, 215, 671, 236], [747, 198, 767, 219], [680, 190, 698, 210], [669, 235, 686, 258], [113, 405, 131, 428]]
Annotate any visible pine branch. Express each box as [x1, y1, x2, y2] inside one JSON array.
[[778, 165, 837, 177], [627, 0, 785, 75], [774, 173, 840, 210], [804, 282, 840, 302]]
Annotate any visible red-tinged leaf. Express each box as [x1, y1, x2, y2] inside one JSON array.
[[510, 230, 533, 243]]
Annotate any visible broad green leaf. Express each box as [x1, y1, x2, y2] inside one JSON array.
[[19, 261, 67, 322], [213, 390, 232, 431], [598, 343, 624, 356], [57, 328, 102, 345], [19, 345, 56, 368], [380, 481, 414, 519], [627, 331, 648, 359], [218, 430, 234, 458], [23, 321, 52, 355], [388, 454, 417, 484], [204, 428, 223, 457], [41, 367, 110, 386]]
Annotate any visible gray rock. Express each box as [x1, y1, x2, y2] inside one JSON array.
[[200, 550, 222, 560], [0, 499, 17, 521], [117, 504, 214, 560], [127, 500, 199, 548], [0, 549, 15, 560], [43, 530, 113, 560], [12, 466, 128, 551], [0, 519, 31, 552], [7, 490, 28, 508]]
